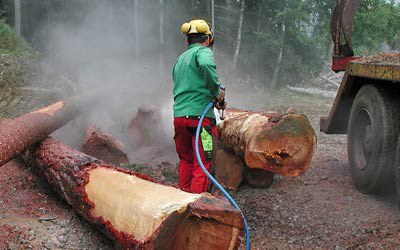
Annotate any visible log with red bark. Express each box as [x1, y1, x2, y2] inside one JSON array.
[[21, 137, 243, 249], [81, 126, 129, 165], [0, 95, 94, 166], [218, 108, 316, 177]]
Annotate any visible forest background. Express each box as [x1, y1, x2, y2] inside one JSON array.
[[0, 0, 399, 89]]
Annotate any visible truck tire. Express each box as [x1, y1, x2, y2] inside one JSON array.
[[348, 84, 399, 194], [395, 137, 400, 202]]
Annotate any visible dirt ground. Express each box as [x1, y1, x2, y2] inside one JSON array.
[[1, 79, 400, 250]]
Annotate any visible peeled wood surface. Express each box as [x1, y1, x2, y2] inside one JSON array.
[[218, 109, 316, 177], [0, 94, 93, 166], [215, 149, 243, 190], [21, 138, 243, 249]]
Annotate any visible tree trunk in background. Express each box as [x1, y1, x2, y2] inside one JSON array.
[[21, 138, 244, 249], [326, 41, 334, 62], [159, 0, 164, 80], [270, 23, 286, 89], [218, 109, 316, 177], [134, 0, 139, 58], [211, 0, 215, 30], [14, 0, 21, 36], [256, 0, 262, 33], [233, 0, 245, 67]]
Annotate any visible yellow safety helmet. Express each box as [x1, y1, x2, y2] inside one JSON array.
[[181, 19, 213, 36]]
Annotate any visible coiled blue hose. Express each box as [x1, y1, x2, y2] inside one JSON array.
[[195, 101, 251, 250]]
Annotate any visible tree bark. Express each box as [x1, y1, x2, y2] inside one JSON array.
[[21, 138, 244, 249], [215, 149, 244, 190], [0, 94, 94, 166], [218, 109, 316, 177]]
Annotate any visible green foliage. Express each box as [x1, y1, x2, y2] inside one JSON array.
[[353, 0, 400, 55], [238, 0, 333, 88], [0, 19, 36, 57], [225, 0, 399, 88]]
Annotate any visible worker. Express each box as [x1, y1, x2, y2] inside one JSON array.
[[172, 19, 226, 194]]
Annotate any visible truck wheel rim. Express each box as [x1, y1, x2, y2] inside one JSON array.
[[353, 108, 372, 170]]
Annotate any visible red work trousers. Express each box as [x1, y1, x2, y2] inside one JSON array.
[[173, 116, 218, 194]]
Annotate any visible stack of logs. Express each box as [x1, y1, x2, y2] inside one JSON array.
[[0, 96, 316, 249]]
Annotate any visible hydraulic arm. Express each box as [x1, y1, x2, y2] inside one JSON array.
[[331, 0, 361, 71]]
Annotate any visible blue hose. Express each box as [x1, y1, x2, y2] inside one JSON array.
[[195, 102, 251, 250]]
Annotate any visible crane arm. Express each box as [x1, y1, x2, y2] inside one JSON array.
[[331, 0, 361, 72]]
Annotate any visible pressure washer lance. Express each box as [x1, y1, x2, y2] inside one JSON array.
[[219, 103, 226, 120], [217, 83, 226, 120]]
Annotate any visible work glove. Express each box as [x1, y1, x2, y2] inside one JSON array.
[[215, 100, 227, 110], [215, 83, 226, 110]]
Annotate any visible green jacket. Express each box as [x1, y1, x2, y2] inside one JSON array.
[[172, 43, 221, 118]]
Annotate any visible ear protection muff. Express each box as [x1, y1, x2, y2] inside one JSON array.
[[181, 20, 212, 35], [196, 22, 209, 33], [208, 31, 214, 46], [181, 23, 191, 34]]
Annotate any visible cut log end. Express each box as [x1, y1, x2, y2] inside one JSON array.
[[244, 114, 316, 176]]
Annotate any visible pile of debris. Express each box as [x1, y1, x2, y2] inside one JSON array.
[[287, 61, 344, 98]]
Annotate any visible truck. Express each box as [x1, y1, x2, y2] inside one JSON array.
[[320, 0, 400, 196]]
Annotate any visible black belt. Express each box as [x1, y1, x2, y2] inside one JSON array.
[[185, 116, 201, 119], [185, 116, 216, 126]]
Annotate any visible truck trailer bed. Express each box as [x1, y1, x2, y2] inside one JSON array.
[[320, 52, 400, 134]]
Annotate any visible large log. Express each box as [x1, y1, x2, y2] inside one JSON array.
[[21, 138, 243, 249], [0, 94, 94, 166], [218, 109, 316, 176]]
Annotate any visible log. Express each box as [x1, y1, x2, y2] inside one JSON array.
[[21, 138, 243, 249], [215, 149, 244, 190], [127, 105, 167, 149], [0, 94, 94, 166], [81, 126, 129, 165], [218, 109, 316, 177], [286, 85, 336, 99], [243, 167, 274, 188]]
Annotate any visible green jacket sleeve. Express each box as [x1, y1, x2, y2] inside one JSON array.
[[196, 47, 221, 96]]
